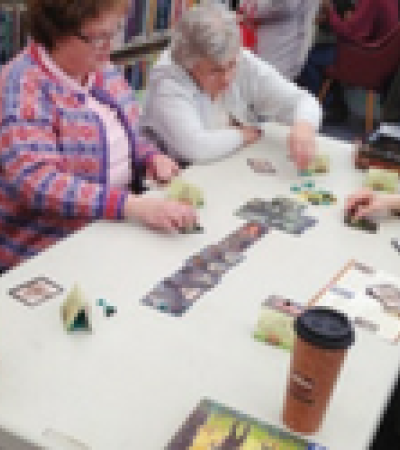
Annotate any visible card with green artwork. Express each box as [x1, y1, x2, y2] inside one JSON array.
[[253, 295, 304, 351]]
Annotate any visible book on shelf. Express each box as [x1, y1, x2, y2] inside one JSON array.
[[0, 3, 28, 66], [115, 50, 161, 102], [114, 0, 230, 95], [116, 0, 204, 52]]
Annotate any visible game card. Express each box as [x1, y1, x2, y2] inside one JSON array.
[[254, 295, 304, 351], [185, 251, 226, 279], [142, 281, 190, 316], [9, 276, 64, 306], [235, 197, 316, 235], [247, 157, 276, 174], [310, 262, 400, 343], [213, 244, 245, 267], [221, 222, 268, 252], [165, 268, 214, 298], [191, 246, 241, 275]]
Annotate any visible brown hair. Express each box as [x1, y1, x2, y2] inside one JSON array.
[[27, 0, 129, 49]]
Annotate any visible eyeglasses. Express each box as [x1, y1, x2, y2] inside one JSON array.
[[76, 24, 123, 50]]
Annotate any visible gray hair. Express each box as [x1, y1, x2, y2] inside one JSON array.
[[171, 1, 241, 70]]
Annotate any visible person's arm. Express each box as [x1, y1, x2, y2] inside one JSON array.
[[0, 119, 128, 221], [327, 0, 376, 42], [240, 50, 321, 170], [241, 49, 322, 128], [143, 80, 245, 164], [346, 189, 400, 218]]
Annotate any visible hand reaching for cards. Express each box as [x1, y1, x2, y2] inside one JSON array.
[[288, 121, 316, 171], [147, 153, 180, 185], [124, 195, 198, 233], [345, 189, 400, 219]]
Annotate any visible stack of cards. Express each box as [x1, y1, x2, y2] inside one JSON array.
[[142, 223, 268, 316], [235, 197, 317, 235]]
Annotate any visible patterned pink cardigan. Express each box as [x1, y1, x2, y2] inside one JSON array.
[[0, 42, 159, 271]]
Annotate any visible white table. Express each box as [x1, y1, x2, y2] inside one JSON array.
[[0, 124, 398, 450]]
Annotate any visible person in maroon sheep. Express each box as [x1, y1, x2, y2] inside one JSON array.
[[298, 0, 399, 123]]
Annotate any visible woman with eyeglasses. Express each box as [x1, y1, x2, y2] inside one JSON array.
[[141, 2, 322, 166], [0, 0, 197, 273]]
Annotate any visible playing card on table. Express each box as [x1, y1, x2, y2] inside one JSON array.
[[9, 276, 63, 306], [212, 243, 245, 267], [175, 265, 220, 290], [164, 270, 209, 299], [276, 215, 318, 235], [221, 222, 268, 252], [142, 281, 190, 316], [254, 295, 304, 351], [247, 157, 276, 174], [236, 198, 270, 217]]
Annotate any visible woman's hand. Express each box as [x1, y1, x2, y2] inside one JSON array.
[[288, 121, 316, 171], [345, 189, 400, 219], [147, 153, 180, 185], [124, 195, 198, 233], [241, 125, 263, 147]]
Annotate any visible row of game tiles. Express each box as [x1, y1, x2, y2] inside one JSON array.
[[142, 196, 318, 316]]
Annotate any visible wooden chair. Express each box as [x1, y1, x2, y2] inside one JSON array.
[[319, 23, 400, 133]]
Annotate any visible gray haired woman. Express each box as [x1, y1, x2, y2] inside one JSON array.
[[141, 2, 322, 166]]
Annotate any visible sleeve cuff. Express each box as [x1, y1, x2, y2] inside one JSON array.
[[101, 188, 129, 220], [143, 150, 160, 167]]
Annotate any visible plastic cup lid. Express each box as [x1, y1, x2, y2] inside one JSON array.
[[295, 307, 355, 350]]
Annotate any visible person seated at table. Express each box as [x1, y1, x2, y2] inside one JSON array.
[[141, 2, 322, 167], [0, 0, 197, 273], [345, 189, 400, 218], [299, 0, 398, 122]]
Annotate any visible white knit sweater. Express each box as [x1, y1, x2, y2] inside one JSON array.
[[141, 48, 322, 164]]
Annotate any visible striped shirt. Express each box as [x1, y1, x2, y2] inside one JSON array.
[[0, 42, 159, 271]]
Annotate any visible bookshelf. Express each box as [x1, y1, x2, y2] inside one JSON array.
[[112, 30, 171, 64], [110, 0, 197, 99], [111, 0, 233, 98], [0, 0, 27, 66], [0, 0, 235, 96]]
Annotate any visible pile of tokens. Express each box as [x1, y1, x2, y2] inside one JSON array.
[[290, 180, 337, 206]]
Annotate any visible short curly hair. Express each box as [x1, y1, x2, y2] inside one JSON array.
[[27, 0, 129, 49], [171, 2, 240, 71]]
